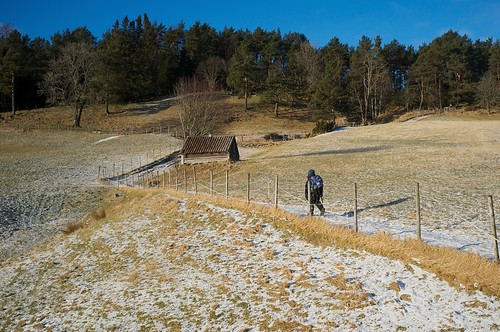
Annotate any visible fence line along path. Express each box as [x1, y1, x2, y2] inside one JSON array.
[[100, 159, 499, 263]]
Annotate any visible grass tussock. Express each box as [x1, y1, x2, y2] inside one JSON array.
[[61, 191, 124, 236], [62, 220, 86, 234], [91, 208, 106, 221], [148, 187, 500, 298]]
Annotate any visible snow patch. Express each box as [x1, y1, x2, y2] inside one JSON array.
[[93, 136, 121, 145]]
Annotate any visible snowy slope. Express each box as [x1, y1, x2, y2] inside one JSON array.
[[1, 194, 498, 331]]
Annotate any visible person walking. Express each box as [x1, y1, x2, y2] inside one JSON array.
[[304, 169, 325, 216]]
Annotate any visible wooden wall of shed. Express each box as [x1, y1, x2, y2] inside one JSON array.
[[182, 153, 230, 164]]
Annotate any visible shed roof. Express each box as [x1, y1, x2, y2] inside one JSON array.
[[180, 135, 236, 155]]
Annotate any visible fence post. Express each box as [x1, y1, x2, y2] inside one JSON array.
[[274, 175, 279, 209], [225, 170, 229, 199], [354, 183, 358, 232], [175, 169, 179, 191], [210, 169, 214, 196], [488, 195, 499, 263], [307, 180, 312, 216], [416, 182, 422, 241], [98, 165, 101, 179], [184, 169, 187, 193], [247, 173, 251, 203], [163, 171, 166, 189], [193, 167, 198, 195]]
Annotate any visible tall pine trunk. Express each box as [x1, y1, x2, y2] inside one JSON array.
[[73, 103, 84, 127], [419, 80, 425, 111]]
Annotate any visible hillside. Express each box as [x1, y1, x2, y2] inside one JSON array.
[[0, 94, 326, 138], [1, 101, 500, 330], [1, 189, 499, 331]]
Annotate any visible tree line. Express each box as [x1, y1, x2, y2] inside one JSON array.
[[1, 14, 499, 127]]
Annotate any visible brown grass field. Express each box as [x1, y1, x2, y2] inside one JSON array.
[[0, 98, 499, 330], [1, 100, 499, 280]]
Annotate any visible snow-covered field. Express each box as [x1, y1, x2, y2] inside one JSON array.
[[1, 116, 499, 331], [0, 193, 499, 331], [0, 130, 180, 259]]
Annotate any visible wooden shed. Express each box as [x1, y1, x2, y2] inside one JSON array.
[[180, 135, 240, 164]]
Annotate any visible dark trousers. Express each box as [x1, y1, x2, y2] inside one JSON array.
[[309, 195, 325, 216]]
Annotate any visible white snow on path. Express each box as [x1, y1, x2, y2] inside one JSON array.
[[0, 195, 499, 331], [278, 204, 498, 260]]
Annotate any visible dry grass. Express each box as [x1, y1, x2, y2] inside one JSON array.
[[90, 208, 107, 221], [2, 184, 499, 331], [62, 220, 86, 234], [159, 188, 500, 298], [164, 116, 500, 247], [1, 100, 180, 134], [1, 94, 325, 139]]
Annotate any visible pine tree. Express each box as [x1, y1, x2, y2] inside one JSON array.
[[159, 22, 185, 94], [313, 37, 349, 114], [227, 34, 260, 110], [0, 30, 31, 114]]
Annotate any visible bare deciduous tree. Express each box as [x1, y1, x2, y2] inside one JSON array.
[[39, 42, 98, 127], [0, 23, 14, 39], [476, 71, 500, 113], [349, 37, 391, 125], [175, 76, 224, 138], [196, 56, 227, 89], [295, 42, 322, 94]]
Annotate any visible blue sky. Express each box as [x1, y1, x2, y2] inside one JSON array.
[[2, 0, 499, 47]]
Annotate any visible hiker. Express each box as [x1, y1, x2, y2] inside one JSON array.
[[304, 169, 325, 216]]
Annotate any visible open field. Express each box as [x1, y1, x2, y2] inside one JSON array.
[[0, 129, 181, 258], [182, 115, 500, 258], [0, 104, 499, 330], [1, 110, 499, 259]]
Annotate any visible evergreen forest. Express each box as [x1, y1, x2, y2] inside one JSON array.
[[1, 14, 499, 125]]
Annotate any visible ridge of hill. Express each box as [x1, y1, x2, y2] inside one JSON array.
[[1, 94, 498, 138], [1, 189, 499, 331]]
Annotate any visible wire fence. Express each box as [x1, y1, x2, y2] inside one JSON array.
[[2, 122, 183, 136], [99, 160, 500, 263]]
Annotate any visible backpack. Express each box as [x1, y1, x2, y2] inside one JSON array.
[[310, 175, 323, 194]]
